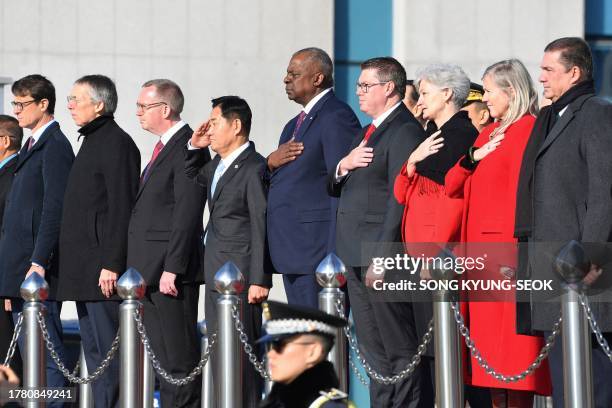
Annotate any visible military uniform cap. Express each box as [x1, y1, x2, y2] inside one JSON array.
[[464, 82, 485, 105], [257, 300, 347, 343]]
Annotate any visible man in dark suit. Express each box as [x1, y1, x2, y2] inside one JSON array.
[[0, 75, 74, 406], [185, 96, 271, 408], [0, 115, 23, 379], [515, 37, 612, 407], [127, 79, 206, 408], [329, 57, 428, 407], [56, 75, 140, 408], [267, 48, 360, 308]]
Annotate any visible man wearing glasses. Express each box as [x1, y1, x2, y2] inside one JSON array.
[[329, 58, 428, 407], [127, 79, 207, 407], [0, 75, 74, 407], [56, 75, 140, 408]]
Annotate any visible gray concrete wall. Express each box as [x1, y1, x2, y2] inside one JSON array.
[[0, 0, 333, 161], [393, 0, 584, 97]]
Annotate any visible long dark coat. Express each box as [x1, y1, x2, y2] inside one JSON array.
[[56, 115, 140, 301]]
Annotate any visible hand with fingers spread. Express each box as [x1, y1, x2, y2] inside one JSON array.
[[338, 139, 374, 176], [98, 268, 118, 298], [473, 133, 504, 162], [405, 130, 444, 177], [190, 120, 212, 149], [267, 137, 304, 171], [159, 271, 178, 297]]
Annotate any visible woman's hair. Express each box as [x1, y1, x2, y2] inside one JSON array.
[[482, 59, 539, 137], [415, 63, 470, 109]]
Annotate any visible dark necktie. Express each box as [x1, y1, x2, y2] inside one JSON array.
[[141, 140, 164, 183], [27, 136, 35, 151], [292, 111, 307, 137], [363, 124, 376, 143]]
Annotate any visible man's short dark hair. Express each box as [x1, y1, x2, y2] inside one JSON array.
[[0, 115, 23, 152], [11, 74, 56, 115], [142, 79, 184, 114], [361, 57, 407, 99], [406, 80, 419, 104], [75, 75, 118, 114], [544, 37, 593, 81], [211, 96, 252, 136], [294, 47, 334, 88]]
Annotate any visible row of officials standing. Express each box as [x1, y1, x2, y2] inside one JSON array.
[[1, 38, 612, 408]]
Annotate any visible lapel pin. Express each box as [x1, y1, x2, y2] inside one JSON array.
[[234, 164, 239, 169]]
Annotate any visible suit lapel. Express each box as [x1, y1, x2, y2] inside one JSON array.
[[537, 94, 593, 157], [209, 142, 254, 213], [294, 91, 334, 142], [136, 124, 190, 199], [15, 122, 58, 171], [366, 103, 405, 149]]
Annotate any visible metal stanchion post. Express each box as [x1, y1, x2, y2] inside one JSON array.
[[315, 253, 348, 392], [432, 250, 463, 408], [20, 272, 49, 408], [117, 268, 146, 408], [79, 344, 93, 408], [554, 241, 594, 408], [143, 349, 155, 408], [199, 321, 214, 408], [215, 261, 245, 408]]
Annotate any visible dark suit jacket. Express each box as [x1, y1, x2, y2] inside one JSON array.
[[57, 116, 141, 301], [519, 95, 612, 331], [185, 141, 272, 288], [329, 103, 425, 267], [0, 122, 74, 298], [127, 124, 207, 286], [0, 155, 18, 223], [267, 91, 360, 275]]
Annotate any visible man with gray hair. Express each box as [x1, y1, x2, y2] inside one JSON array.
[[57, 74, 140, 408], [127, 79, 207, 407]]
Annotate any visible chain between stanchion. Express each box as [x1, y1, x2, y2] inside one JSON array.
[[2, 312, 23, 367], [579, 294, 612, 362], [37, 311, 117, 384], [449, 302, 561, 382], [334, 298, 433, 385], [349, 353, 369, 387], [230, 304, 271, 381], [132, 308, 217, 386]]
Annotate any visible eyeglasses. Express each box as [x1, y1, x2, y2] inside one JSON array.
[[136, 101, 167, 113], [269, 339, 315, 354], [66, 96, 88, 105], [11, 100, 37, 111], [356, 82, 389, 93]]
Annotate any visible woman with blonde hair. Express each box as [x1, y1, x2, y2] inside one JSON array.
[[445, 59, 551, 407]]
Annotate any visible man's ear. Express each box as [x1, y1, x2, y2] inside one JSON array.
[[569, 66, 583, 85], [313, 72, 325, 88], [479, 108, 491, 126], [384, 81, 396, 98], [94, 100, 105, 115], [233, 118, 243, 136], [38, 98, 49, 114]]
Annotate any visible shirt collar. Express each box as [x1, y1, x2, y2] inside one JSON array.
[[159, 120, 186, 145], [220, 141, 250, 169], [31, 119, 56, 143], [0, 153, 18, 170], [372, 102, 401, 128], [302, 88, 332, 114]]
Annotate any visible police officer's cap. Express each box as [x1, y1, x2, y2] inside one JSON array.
[[257, 300, 347, 344]]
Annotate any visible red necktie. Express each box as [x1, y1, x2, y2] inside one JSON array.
[[363, 124, 376, 143], [292, 111, 306, 137], [27, 136, 35, 151], [141, 140, 164, 183]]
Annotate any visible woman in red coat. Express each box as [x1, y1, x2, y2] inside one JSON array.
[[393, 63, 479, 395], [445, 59, 551, 407]]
